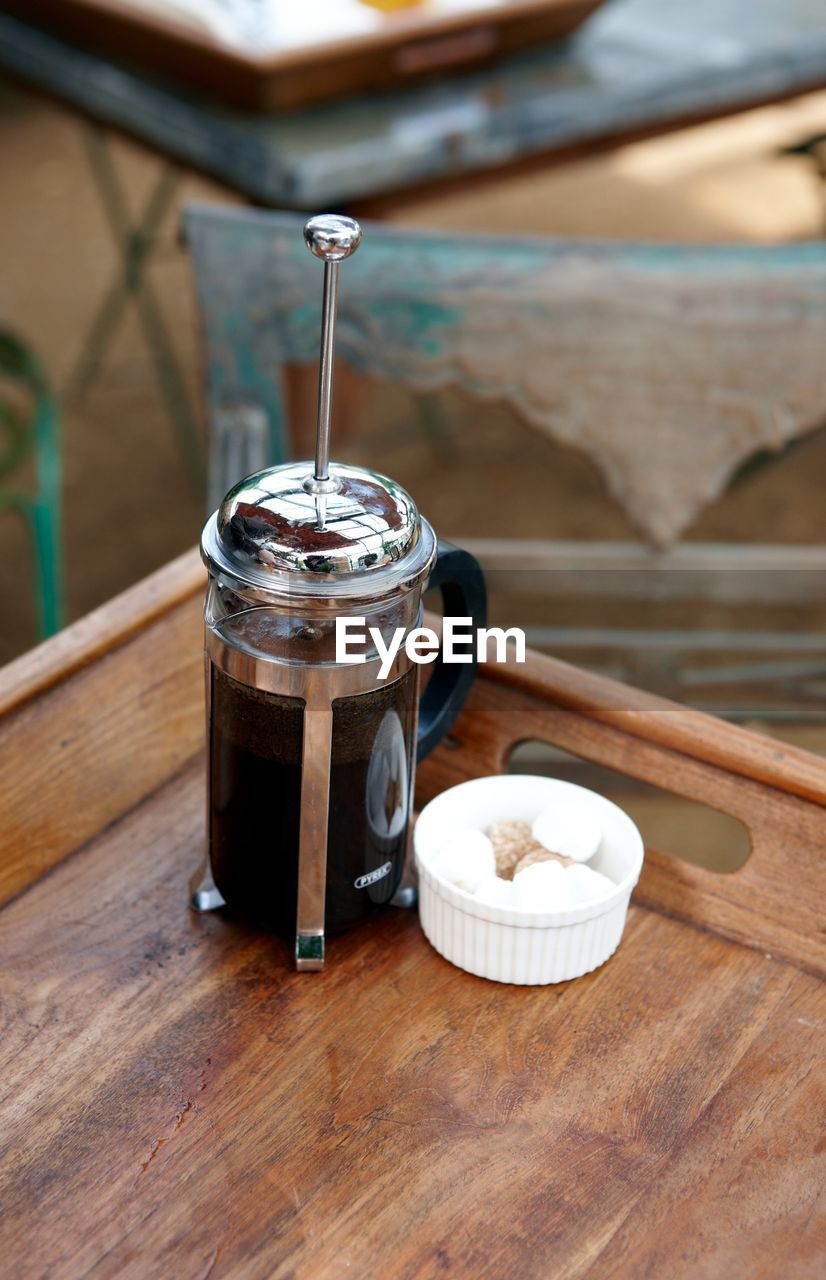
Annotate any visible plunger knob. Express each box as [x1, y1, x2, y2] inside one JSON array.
[[303, 215, 362, 263]]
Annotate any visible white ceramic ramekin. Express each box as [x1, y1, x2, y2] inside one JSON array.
[[414, 775, 644, 985]]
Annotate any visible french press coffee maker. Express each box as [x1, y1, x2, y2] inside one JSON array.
[[191, 214, 485, 970]]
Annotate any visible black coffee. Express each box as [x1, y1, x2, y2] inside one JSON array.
[[208, 664, 416, 935]]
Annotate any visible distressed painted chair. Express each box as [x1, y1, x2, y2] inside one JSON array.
[[0, 330, 63, 639], [183, 204, 826, 722]]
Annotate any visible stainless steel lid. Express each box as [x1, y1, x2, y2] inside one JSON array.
[[205, 459, 420, 578]]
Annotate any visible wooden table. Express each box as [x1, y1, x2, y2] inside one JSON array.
[[1, 550, 824, 1277], [2, 0, 826, 208]]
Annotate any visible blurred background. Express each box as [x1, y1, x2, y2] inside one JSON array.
[[1, 0, 826, 864]]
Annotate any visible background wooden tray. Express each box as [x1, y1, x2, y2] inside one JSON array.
[[0, 0, 605, 111]]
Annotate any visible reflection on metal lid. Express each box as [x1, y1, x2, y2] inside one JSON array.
[[213, 460, 420, 577]]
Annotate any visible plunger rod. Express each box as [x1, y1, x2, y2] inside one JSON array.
[[302, 214, 363, 495], [314, 258, 339, 484]]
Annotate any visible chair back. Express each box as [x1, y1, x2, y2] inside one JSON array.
[[0, 331, 62, 638], [185, 202, 826, 542]]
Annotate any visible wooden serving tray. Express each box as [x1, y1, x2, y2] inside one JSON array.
[[1, 548, 824, 1275], [1, 0, 605, 112]]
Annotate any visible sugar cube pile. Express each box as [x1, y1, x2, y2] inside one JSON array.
[[432, 798, 614, 912]]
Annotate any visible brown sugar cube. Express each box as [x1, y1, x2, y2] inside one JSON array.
[[487, 820, 536, 880], [514, 846, 575, 875]]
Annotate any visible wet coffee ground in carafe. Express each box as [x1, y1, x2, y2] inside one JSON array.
[[209, 665, 416, 935]]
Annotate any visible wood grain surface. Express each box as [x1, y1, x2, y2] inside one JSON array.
[[1, 553, 824, 1277], [0, 548, 204, 906]]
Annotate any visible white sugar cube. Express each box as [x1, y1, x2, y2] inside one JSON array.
[[433, 829, 495, 893], [513, 859, 572, 912], [474, 874, 515, 908], [531, 802, 602, 864], [565, 863, 614, 905]]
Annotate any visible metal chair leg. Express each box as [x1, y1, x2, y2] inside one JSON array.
[[64, 123, 205, 494]]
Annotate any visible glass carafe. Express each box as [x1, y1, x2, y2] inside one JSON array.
[[193, 461, 485, 968]]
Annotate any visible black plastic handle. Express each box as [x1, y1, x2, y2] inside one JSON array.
[[417, 540, 487, 762]]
